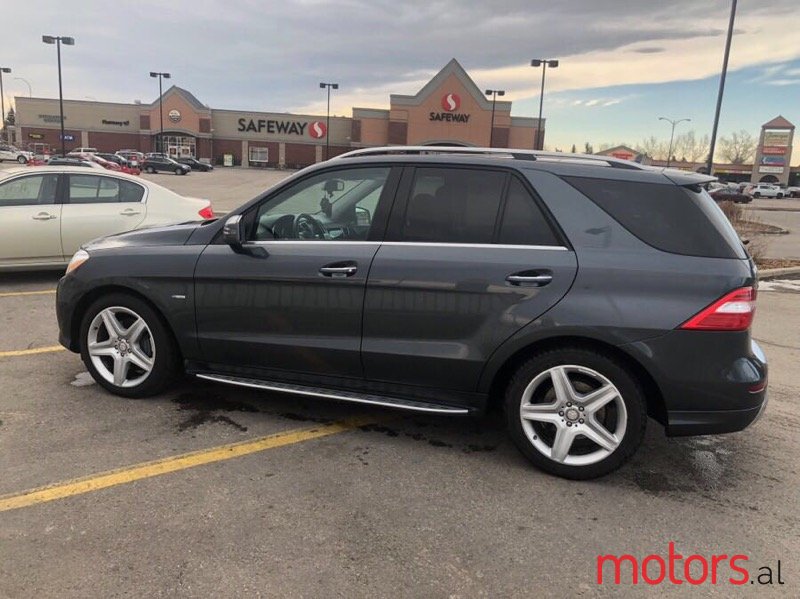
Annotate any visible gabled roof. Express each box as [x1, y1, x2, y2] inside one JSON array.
[[762, 115, 794, 129], [595, 145, 639, 156], [390, 58, 513, 113], [152, 85, 210, 112]]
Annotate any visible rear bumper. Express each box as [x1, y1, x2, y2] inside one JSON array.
[[622, 332, 768, 437]]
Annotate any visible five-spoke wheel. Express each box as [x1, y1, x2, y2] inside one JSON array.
[[506, 348, 646, 479], [80, 293, 179, 398]]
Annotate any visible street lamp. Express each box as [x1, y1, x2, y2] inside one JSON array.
[[14, 77, 32, 98], [319, 82, 338, 160], [658, 117, 691, 168], [0, 67, 10, 142], [484, 89, 505, 147], [42, 35, 75, 156], [530, 59, 559, 150], [706, 0, 738, 176], [150, 71, 171, 154]]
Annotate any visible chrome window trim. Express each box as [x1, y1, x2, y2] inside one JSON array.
[[246, 239, 568, 251]]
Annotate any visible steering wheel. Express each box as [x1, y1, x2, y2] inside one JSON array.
[[294, 213, 327, 240]]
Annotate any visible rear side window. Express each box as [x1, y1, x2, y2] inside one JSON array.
[[0, 174, 59, 207], [402, 168, 505, 243], [497, 177, 560, 246], [68, 175, 145, 204], [563, 176, 742, 259]]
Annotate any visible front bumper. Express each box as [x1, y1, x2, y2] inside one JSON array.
[[623, 332, 768, 437], [56, 274, 85, 353]]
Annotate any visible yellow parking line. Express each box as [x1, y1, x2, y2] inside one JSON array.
[[0, 345, 66, 358], [0, 418, 371, 513], [0, 289, 57, 298]]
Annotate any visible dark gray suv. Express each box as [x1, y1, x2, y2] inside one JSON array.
[[56, 147, 768, 479]]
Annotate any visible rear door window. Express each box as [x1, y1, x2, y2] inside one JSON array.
[[68, 175, 145, 204], [401, 168, 506, 243], [497, 177, 560, 246], [563, 176, 744, 259]]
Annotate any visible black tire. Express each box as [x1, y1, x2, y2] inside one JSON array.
[[17, 155, 27, 164], [776, 193, 783, 199], [753, 192, 760, 198], [146, 166, 155, 174], [505, 347, 647, 480], [79, 292, 180, 399]]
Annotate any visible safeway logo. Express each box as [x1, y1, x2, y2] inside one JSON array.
[[309, 121, 327, 139], [441, 93, 461, 112]]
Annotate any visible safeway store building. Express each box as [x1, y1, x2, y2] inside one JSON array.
[[12, 59, 543, 167]]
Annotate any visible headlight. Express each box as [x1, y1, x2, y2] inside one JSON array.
[[65, 249, 90, 275]]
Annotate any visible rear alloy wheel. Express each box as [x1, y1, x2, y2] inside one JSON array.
[[80, 294, 179, 398], [506, 348, 646, 479], [17, 155, 27, 164]]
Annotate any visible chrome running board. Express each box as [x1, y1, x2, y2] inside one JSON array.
[[195, 373, 471, 415]]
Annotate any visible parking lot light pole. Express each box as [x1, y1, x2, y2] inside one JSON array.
[[658, 117, 691, 168], [150, 72, 171, 154], [707, 0, 737, 177], [0, 67, 10, 142], [485, 89, 505, 147], [319, 82, 338, 160], [531, 59, 559, 150], [42, 35, 74, 156]]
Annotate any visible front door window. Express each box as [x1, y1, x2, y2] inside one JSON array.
[[252, 167, 390, 241]]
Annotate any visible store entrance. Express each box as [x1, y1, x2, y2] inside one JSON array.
[[156, 134, 196, 158]]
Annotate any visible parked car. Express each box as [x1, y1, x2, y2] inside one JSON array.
[[55, 146, 767, 480], [710, 188, 751, 204], [116, 150, 145, 168], [785, 186, 800, 198], [96, 152, 128, 166], [71, 147, 98, 155], [71, 153, 123, 172], [0, 144, 33, 164], [47, 157, 101, 168], [745, 183, 784, 198], [177, 157, 213, 172], [0, 166, 213, 270], [141, 155, 191, 175]]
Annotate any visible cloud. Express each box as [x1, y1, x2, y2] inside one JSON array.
[[766, 79, 800, 86], [630, 47, 666, 54], [1, 0, 799, 118]]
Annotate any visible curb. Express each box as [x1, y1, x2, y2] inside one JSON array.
[[758, 266, 800, 280]]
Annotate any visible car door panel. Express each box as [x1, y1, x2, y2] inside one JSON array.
[[195, 242, 380, 378], [0, 173, 63, 266], [362, 243, 577, 391], [60, 174, 147, 256]]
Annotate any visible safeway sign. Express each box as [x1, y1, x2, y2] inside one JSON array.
[[237, 117, 326, 139]]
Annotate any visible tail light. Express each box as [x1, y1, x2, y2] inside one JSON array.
[[680, 286, 756, 331], [198, 205, 214, 219]]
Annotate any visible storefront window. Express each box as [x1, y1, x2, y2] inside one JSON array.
[[249, 147, 269, 164]]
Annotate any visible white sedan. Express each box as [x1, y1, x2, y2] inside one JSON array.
[[0, 166, 214, 270]]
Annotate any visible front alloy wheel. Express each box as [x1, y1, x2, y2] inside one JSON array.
[[87, 307, 155, 388], [80, 293, 179, 398], [506, 348, 646, 479]]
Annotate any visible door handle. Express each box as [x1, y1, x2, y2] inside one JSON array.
[[120, 209, 141, 216], [319, 264, 358, 278], [506, 273, 553, 287], [32, 212, 57, 221]]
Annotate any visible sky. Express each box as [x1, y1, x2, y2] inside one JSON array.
[[2, 0, 799, 160]]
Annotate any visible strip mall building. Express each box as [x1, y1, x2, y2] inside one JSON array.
[[12, 59, 542, 167]]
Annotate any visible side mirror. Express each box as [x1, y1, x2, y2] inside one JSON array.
[[223, 214, 245, 246], [223, 214, 268, 258]]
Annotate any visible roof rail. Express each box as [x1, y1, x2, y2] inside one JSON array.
[[332, 146, 645, 170]]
